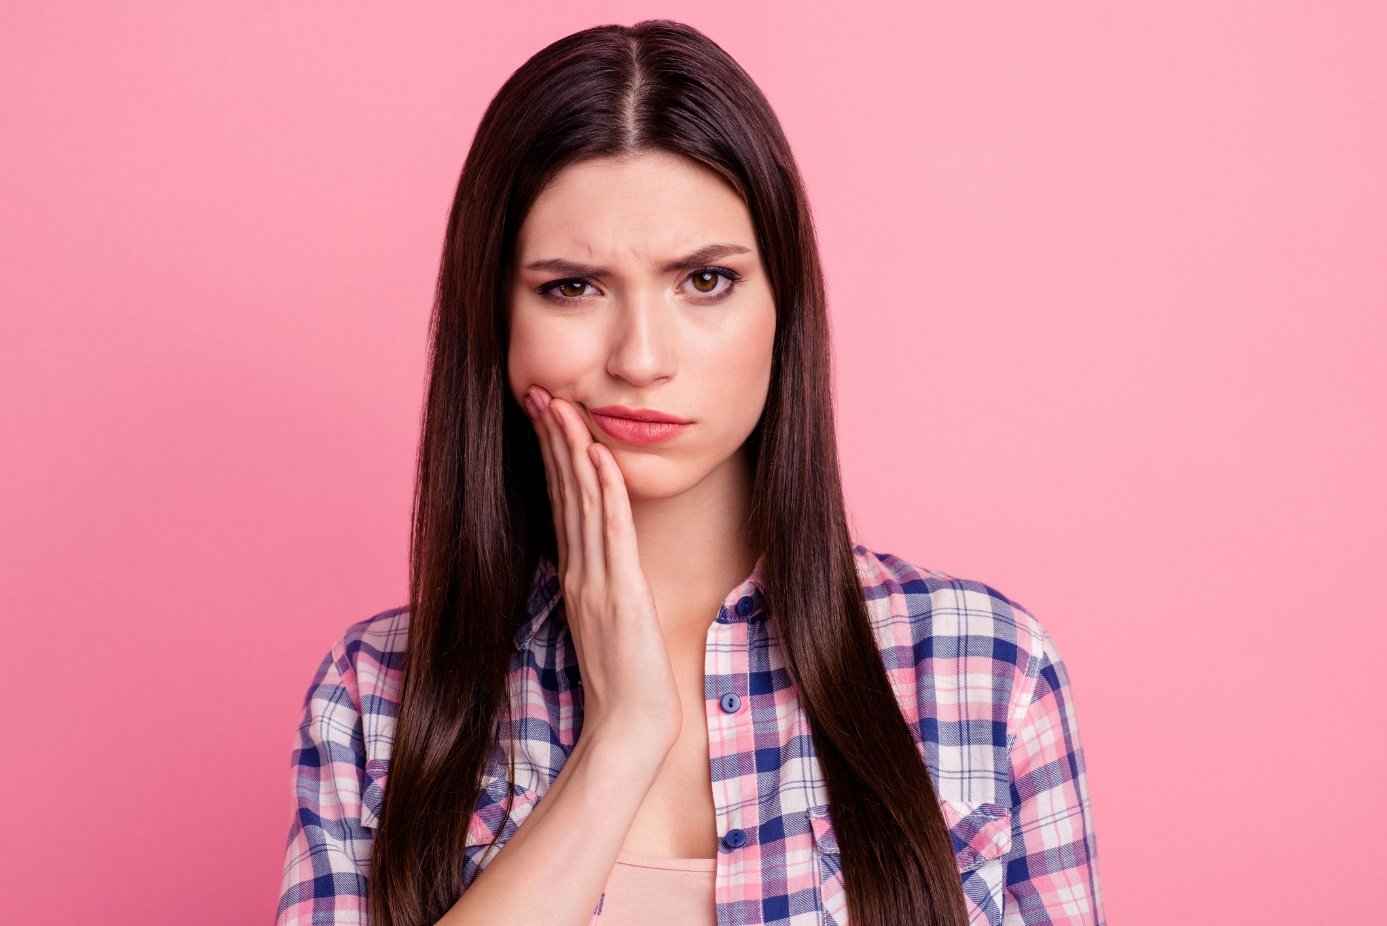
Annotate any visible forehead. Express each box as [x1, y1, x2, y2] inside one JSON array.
[[514, 152, 756, 264]]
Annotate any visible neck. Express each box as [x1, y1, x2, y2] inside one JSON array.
[[628, 446, 759, 640]]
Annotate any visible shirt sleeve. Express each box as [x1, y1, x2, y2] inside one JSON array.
[[275, 644, 374, 926], [1002, 627, 1105, 926]]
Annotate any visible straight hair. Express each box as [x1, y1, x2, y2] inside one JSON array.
[[369, 19, 969, 926]]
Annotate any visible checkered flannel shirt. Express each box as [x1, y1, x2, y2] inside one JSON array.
[[276, 543, 1104, 925]]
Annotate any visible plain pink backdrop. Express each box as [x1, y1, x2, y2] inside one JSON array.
[[3, 2, 1383, 923]]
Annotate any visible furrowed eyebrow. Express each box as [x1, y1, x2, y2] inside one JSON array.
[[522, 243, 753, 277]]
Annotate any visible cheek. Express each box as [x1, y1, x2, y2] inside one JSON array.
[[703, 310, 775, 439], [507, 311, 580, 400]]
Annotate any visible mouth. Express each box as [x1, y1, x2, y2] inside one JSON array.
[[587, 405, 692, 445]]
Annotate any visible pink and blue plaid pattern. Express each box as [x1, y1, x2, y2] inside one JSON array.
[[276, 544, 1104, 925]]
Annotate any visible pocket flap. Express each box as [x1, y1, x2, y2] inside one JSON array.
[[940, 799, 1011, 872], [364, 759, 537, 848], [808, 802, 839, 854], [808, 798, 1011, 873], [464, 776, 538, 849]]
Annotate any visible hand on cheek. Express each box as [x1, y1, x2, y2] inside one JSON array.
[[518, 382, 683, 748]]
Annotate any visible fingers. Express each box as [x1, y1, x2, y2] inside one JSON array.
[[589, 441, 639, 581], [524, 388, 567, 577], [536, 394, 583, 583], [524, 387, 622, 601], [547, 397, 607, 585]]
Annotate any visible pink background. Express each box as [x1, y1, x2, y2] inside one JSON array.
[[3, 2, 1383, 923]]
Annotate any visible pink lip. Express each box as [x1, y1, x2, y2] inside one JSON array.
[[588, 405, 690, 424], [587, 405, 692, 445]]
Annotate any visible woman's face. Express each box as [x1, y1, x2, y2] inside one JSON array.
[[507, 151, 777, 501]]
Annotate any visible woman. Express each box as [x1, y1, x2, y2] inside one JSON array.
[[276, 19, 1103, 926]]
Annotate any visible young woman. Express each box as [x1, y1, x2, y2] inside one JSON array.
[[275, 19, 1103, 926]]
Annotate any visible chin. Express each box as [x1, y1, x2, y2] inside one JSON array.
[[608, 450, 708, 501]]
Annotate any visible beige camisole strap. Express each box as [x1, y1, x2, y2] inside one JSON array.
[[596, 850, 718, 925]]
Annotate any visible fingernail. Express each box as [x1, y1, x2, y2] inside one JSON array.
[[523, 395, 538, 420], [587, 444, 601, 467]]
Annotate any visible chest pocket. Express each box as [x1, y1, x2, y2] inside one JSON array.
[[808, 799, 1012, 926]]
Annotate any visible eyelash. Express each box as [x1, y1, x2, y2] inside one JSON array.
[[536, 266, 747, 305]]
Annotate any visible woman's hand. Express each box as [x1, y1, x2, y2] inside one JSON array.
[[522, 385, 684, 756]]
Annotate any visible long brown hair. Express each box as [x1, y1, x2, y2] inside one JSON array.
[[369, 19, 968, 926]]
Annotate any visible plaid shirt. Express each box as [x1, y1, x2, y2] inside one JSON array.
[[276, 543, 1104, 926]]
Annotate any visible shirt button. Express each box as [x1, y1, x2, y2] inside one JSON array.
[[735, 597, 754, 617], [719, 692, 741, 713], [724, 828, 747, 849]]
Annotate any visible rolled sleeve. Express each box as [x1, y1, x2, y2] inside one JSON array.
[[1002, 628, 1105, 925], [275, 645, 374, 926]]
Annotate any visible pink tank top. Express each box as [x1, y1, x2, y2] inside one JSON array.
[[596, 850, 718, 925]]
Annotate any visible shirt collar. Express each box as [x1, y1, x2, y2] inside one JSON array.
[[513, 550, 769, 652]]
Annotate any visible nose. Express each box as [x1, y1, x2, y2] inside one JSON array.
[[605, 288, 676, 387]]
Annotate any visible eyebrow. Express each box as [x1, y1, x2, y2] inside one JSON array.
[[522, 243, 754, 277]]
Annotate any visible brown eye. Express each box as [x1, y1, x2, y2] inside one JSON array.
[[538, 279, 597, 302], [690, 270, 720, 293], [679, 267, 742, 301]]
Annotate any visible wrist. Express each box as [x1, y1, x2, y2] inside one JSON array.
[[581, 722, 677, 777]]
